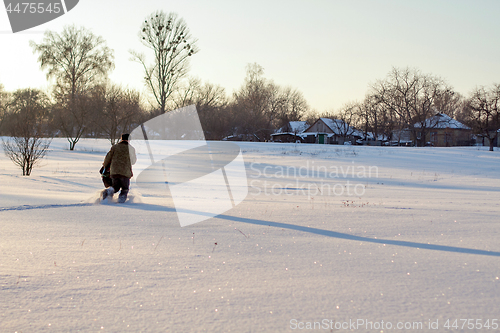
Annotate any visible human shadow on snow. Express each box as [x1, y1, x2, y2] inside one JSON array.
[[122, 203, 500, 257], [225, 215, 500, 257]]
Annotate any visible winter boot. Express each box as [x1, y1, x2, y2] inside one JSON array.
[[118, 192, 127, 203], [102, 187, 115, 201]]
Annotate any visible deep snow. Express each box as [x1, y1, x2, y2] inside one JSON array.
[[1, 138, 499, 332]]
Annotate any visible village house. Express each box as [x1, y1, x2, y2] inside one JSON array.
[[390, 113, 472, 146], [302, 118, 362, 144], [415, 113, 472, 147]]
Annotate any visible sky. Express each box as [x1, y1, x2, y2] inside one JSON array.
[[1, 0, 499, 112]]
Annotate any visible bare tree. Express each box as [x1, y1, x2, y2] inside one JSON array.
[[231, 63, 309, 141], [433, 90, 464, 119], [30, 25, 114, 150], [52, 89, 95, 148], [231, 64, 273, 140], [330, 103, 359, 138], [370, 67, 455, 146], [130, 11, 198, 114], [357, 97, 375, 142], [94, 84, 145, 144], [356, 95, 399, 143], [269, 86, 309, 130], [169, 77, 202, 110], [466, 84, 500, 151], [167, 77, 231, 139], [1, 89, 51, 176]]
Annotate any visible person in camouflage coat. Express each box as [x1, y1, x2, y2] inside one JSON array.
[[101, 133, 137, 203]]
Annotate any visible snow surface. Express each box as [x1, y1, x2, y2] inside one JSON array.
[[1, 138, 499, 332]]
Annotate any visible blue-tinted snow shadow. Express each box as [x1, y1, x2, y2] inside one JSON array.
[[122, 203, 500, 257], [223, 215, 500, 257]]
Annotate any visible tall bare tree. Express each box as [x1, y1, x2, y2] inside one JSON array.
[[466, 84, 500, 151], [433, 90, 464, 119], [370, 67, 455, 146], [231, 64, 272, 140], [30, 25, 114, 150], [329, 103, 360, 139], [130, 11, 198, 114], [356, 95, 399, 143], [93, 84, 145, 144], [169, 76, 202, 110], [1, 89, 51, 176], [231, 63, 309, 141], [269, 86, 309, 130], [169, 77, 230, 139]]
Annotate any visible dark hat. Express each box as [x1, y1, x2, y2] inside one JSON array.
[[121, 133, 130, 141]]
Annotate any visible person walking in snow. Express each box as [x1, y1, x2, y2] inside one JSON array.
[[101, 133, 137, 203]]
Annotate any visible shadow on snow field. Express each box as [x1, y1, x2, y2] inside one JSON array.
[[1, 202, 499, 258]]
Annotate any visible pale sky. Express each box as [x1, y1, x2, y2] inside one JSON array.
[[1, 0, 499, 112]]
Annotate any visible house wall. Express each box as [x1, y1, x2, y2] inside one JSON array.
[[303, 134, 316, 144], [301, 134, 355, 145], [427, 129, 472, 146]]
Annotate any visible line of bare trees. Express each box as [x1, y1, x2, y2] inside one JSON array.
[[317, 67, 499, 150], [0, 83, 147, 143], [167, 63, 310, 141]]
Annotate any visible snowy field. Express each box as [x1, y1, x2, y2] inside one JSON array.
[[1, 138, 499, 332]]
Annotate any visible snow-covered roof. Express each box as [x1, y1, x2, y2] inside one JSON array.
[[274, 121, 309, 134], [320, 118, 363, 136], [320, 118, 347, 135], [289, 121, 308, 133], [351, 128, 364, 137], [414, 113, 470, 130]]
